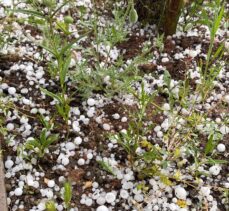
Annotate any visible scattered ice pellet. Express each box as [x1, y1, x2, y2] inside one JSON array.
[[96, 197, 106, 205], [200, 186, 211, 197], [14, 187, 23, 196], [105, 192, 116, 203], [65, 142, 76, 151], [78, 158, 85, 166], [96, 205, 109, 211], [209, 165, 221, 176], [74, 137, 82, 145], [217, 143, 226, 152], [120, 189, 129, 199], [175, 186, 187, 200], [5, 160, 14, 169], [62, 157, 69, 166], [47, 180, 55, 188], [6, 123, 14, 131], [103, 123, 111, 131], [8, 87, 16, 95], [87, 98, 95, 106]]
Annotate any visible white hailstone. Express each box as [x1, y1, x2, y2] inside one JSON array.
[[96, 197, 106, 205], [223, 95, 229, 104], [87, 153, 93, 160], [8, 87, 16, 95], [157, 131, 163, 138], [162, 57, 169, 63], [5, 159, 14, 169], [120, 189, 129, 199], [153, 205, 159, 211], [220, 125, 229, 135], [74, 137, 82, 145], [105, 192, 116, 203], [121, 117, 127, 122], [22, 98, 31, 105], [96, 205, 109, 211], [200, 187, 211, 197], [154, 125, 161, 132], [72, 121, 80, 132], [169, 203, 177, 211], [217, 144, 226, 152], [209, 165, 221, 176], [30, 108, 37, 114], [46, 189, 54, 198], [134, 194, 144, 202], [6, 123, 14, 131], [85, 198, 93, 206], [62, 157, 69, 166], [103, 123, 111, 131], [47, 180, 55, 188], [112, 113, 120, 120], [14, 187, 23, 196], [21, 88, 28, 94], [174, 186, 187, 200], [87, 109, 95, 117], [37, 202, 46, 210], [163, 103, 170, 111], [78, 158, 85, 166], [65, 142, 76, 151], [87, 98, 96, 106]]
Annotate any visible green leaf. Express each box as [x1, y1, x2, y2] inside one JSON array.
[[207, 158, 228, 165], [97, 160, 116, 176], [129, 7, 138, 24], [63, 182, 72, 208], [46, 201, 56, 211], [163, 70, 171, 88], [204, 133, 215, 155], [40, 87, 63, 104]]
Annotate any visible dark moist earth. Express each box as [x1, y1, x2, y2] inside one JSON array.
[[0, 1, 228, 209], [1, 32, 228, 210]]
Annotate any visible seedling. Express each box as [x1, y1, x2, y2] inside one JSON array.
[[63, 181, 72, 210], [46, 201, 56, 211], [24, 128, 59, 158]]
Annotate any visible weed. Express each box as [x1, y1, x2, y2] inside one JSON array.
[[24, 128, 59, 158], [46, 201, 56, 211], [63, 181, 72, 210]]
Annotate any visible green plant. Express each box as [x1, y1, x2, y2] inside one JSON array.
[[40, 88, 71, 124], [24, 128, 59, 158], [112, 84, 159, 163], [154, 33, 164, 52], [97, 160, 116, 176], [63, 181, 72, 210], [46, 201, 56, 211]]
